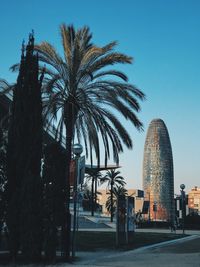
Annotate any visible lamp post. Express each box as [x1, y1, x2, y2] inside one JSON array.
[[72, 143, 83, 259], [153, 201, 157, 225], [148, 191, 151, 222], [180, 184, 185, 234]]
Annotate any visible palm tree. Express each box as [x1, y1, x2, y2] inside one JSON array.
[[102, 169, 126, 222], [85, 169, 103, 216], [15, 24, 145, 258], [106, 185, 127, 217]]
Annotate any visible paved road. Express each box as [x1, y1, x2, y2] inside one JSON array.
[[71, 235, 200, 267]]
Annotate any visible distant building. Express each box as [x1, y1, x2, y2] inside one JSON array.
[[127, 189, 144, 213], [174, 194, 189, 222], [97, 189, 109, 215], [188, 186, 200, 214], [98, 189, 145, 215], [143, 119, 174, 222]]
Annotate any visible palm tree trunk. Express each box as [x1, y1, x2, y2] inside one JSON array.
[[91, 177, 94, 216], [61, 132, 72, 260], [63, 104, 74, 260], [94, 178, 97, 210], [111, 182, 114, 222]]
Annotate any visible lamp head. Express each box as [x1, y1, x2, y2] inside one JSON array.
[[73, 143, 83, 156], [180, 184, 185, 190]]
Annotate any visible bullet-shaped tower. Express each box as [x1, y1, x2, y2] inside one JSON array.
[[143, 119, 174, 222]]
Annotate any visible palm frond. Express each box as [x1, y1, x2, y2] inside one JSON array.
[[0, 79, 15, 95], [60, 24, 73, 66], [33, 24, 144, 168], [9, 63, 20, 72], [93, 70, 128, 81]]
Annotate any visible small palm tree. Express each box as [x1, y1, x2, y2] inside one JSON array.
[[85, 170, 103, 216], [106, 185, 127, 219], [101, 169, 126, 222]]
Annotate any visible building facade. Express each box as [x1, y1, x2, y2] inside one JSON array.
[[175, 194, 189, 222], [98, 189, 144, 215], [143, 119, 174, 222], [188, 186, 200, 214]]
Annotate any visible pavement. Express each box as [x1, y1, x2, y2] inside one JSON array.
[[77, 216, 111, 229], [67, 231, 200, 267]]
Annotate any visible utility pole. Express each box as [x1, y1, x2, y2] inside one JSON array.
[[71, 144, 83, 259], [180, 184, 186, 234]]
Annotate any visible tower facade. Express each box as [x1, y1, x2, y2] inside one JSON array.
[[143, 119, 174, 222]]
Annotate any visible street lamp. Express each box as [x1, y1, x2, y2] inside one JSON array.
[[153, 201, 157, 222], [148, 191, 151, 222], [73, 143, 83, 157], [72, 143, 83, 259], [180, 184, 185, 234]]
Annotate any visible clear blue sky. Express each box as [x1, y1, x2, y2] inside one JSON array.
[[1, 0, 200, 194]]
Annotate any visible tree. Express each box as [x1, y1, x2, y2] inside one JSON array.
[[42, 142, 66, 262], [81, 183, 92, 211], [81, 182, 101, 211], [34, 24, 145, 258], [0, 123, 8, 240], [85, 169, 103, 216], [6, 34, 44, 262], [106, 185, 127, 218], [102, 169, 126, 222]]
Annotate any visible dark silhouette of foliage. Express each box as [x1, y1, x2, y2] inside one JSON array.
[[85, 170, 103, 215], [185, 213, 200, 229], [82, 189, 93, 211], [0, 125, 8, 239], [106, 185, 127, 218], [34, 24, 145, 258], [6, 34, 44, 262], [42, 142, 66, 262], [81, 182, 102, 212], [101, 169, 126, 221]]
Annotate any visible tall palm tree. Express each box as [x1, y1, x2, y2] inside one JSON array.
[[102, 169, 126, 222], [30, 24, 144, 258]]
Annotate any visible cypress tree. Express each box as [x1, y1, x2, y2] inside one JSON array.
[[0, 125, 8, 240], [42, 142, 66, 263], [6, 33, 43, 262]]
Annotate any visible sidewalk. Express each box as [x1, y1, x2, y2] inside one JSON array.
[[71, 235, 200, 267]]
